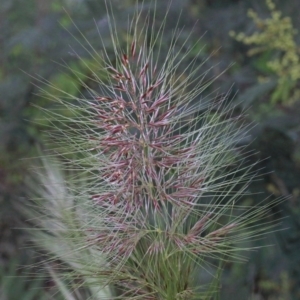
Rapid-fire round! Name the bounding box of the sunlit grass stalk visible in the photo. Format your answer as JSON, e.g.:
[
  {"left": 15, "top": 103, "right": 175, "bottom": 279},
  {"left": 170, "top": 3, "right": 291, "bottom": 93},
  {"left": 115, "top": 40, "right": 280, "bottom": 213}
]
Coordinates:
[{"left": 25, "top": 1, "right": 281, "bottom": 299}]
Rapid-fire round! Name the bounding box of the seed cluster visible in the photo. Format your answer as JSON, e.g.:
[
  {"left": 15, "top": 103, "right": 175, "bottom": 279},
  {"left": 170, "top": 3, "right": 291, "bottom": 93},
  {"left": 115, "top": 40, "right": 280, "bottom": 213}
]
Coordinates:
[{"left": 90, "top": 41, "right": 205, "bottom": 215}]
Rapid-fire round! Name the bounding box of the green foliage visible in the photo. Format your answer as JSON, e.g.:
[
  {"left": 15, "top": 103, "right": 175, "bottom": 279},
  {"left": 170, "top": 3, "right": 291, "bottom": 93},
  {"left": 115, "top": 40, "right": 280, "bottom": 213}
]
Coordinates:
[
  {"left": 256, "top": 271, "right": 291, "bottom": 300},
  {"left": 39, "top": 58, "right": 106, "bottom": 100},
  {"left": 0, "top": 259, "right": 47, "bottom": 300},
  {"left": 230, "top": 0, "right": 300, "bottom": 105}
]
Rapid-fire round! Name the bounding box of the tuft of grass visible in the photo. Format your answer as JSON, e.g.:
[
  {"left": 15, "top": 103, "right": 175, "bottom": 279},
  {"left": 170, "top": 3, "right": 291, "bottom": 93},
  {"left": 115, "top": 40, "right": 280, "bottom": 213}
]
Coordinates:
[{"left": 24, "top": 1, "right": 282, "bottom": 299}]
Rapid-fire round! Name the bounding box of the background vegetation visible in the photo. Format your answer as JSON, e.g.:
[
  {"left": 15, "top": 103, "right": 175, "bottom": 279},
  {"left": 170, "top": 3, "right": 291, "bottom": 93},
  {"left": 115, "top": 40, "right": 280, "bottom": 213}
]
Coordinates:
[{"left": 1, "top": 0, "right": 300, "bottom": 299}]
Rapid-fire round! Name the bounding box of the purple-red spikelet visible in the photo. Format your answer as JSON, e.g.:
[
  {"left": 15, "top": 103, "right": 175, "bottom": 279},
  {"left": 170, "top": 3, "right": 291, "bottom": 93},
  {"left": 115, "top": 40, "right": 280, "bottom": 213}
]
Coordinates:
[{"left": 89, "top": 42, "right": 206, "bottom": 214}]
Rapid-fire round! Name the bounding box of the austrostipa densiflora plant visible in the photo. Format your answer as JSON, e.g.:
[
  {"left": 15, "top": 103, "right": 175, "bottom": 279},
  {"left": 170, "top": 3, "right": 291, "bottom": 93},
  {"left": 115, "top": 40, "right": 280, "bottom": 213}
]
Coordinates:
[{"left": 24, "top": 1, "right": 282, "bottom": 299}]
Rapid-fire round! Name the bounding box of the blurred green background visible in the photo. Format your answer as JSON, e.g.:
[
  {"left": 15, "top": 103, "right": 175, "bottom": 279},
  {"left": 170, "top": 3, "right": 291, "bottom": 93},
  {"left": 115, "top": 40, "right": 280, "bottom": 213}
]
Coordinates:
[{"left": 1, "top": 0, "right": 300, "bottom": 299}]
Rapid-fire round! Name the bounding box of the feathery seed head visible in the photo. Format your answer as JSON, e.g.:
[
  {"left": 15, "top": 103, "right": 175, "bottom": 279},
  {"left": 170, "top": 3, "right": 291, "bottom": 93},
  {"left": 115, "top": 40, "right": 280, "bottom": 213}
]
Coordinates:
[{"left": 26, "top": 1, "right": 282, "bottom": 299}]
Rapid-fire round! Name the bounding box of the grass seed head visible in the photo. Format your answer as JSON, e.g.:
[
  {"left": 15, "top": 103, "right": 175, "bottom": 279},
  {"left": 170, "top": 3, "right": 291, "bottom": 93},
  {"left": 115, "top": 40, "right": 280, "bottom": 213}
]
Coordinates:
[{"left": 26, "top": 1, "right": 282, "bottom": 299}]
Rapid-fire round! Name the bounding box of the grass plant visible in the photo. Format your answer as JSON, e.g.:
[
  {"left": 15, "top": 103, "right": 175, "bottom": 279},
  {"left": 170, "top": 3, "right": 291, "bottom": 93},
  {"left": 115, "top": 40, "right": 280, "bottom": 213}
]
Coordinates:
[{"left": 24, "top": 1, "right": 281, "bottom": 299}]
